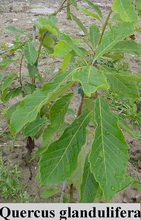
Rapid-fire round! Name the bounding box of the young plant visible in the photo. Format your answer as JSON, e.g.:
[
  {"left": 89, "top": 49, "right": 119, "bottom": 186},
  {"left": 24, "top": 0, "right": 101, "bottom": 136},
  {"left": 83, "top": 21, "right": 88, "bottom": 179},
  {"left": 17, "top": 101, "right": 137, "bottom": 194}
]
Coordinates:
[{"left": 1, "top": 0, "right": 141, "bottom": 202}]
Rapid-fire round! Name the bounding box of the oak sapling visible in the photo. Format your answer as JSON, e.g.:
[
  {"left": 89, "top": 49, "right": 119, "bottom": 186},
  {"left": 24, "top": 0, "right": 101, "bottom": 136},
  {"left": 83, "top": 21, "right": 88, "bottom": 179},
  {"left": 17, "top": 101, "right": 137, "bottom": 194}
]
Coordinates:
[{"left": 1, "top": 0, "right": 141, "bottom": 202}]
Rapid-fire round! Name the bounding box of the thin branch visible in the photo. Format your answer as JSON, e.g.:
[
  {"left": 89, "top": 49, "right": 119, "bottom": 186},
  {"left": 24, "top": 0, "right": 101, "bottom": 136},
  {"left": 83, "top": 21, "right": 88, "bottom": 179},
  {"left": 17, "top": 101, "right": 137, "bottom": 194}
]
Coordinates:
[
  {"left": 36, "top": 32, "right": 48, "bottom": 65},
  {"left": 98, "top": 8, "right": 112, "bottom": 45},
  {"left": 53, "top": 0, "right": 80, "bottom": 15},
  {"left": 19, "top": 54, "right": 24, "bottom": 88},
  {"left": 69, "top": 184, "right": 74, "bottom": 202},
  {"left": 31, "top": 31, "right": 48, "bottom": 84},
  {"left": 53, "top": 0, "right": 67, "bottom": 15},
  {"left": 92, "top": 8, "right": 112, "bottom": 65},
  {"left": 77, "top": 95, "right": 84, "bottom": 117}
]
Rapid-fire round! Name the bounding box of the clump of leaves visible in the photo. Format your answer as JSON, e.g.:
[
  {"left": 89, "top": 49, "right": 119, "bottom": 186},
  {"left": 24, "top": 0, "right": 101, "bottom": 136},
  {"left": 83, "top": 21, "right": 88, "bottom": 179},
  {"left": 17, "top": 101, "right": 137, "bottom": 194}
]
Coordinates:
[
  {"left": 1, "top": 0, "right": 141, "bottom": 202},
  {"left": 0, "top": 159, "right": 30, "bottom": 202}
]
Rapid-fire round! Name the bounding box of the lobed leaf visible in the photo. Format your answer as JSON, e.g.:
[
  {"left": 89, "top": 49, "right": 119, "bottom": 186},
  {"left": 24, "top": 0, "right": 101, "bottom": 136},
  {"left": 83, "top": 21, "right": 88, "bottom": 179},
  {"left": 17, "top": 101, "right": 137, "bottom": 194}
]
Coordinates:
[
  {"left": 89, "top": 97, "right": 131, "bottom": 200},
  {"left": 72, "top": 66, "right": 108, "bottom": 97}
]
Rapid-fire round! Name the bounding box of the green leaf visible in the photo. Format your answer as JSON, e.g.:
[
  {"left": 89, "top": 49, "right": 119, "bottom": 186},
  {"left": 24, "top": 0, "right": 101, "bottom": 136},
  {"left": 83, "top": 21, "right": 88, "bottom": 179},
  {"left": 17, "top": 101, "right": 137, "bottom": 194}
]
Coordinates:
[
  {"left": 2, "top": 87, "right": 21, "bottom": 102},
  {"left": 85, "top": 0, "right": 103, "bottom": 18},
  {"left": 112, "top": 0, "right": 138, "bottom": 23},
  {"left": 42, "top": 33, "right": 57, "bottom": 52},
  {"left": 54, "top": 41, "right": 72, "bottom": 57},
  {"left": 112, "top": 40, "right": 141, "bottom": 56},
  {"left": 69, "top": 146, "right": 87, "bottom": 192},
  {"left": 0, "top": 59, "right": 13, "bottom": 69},
  {"left": 89, "top": 97, "right": 131, "bottom": 200},
  {"left": 61, "top": 52, "right": 73, "bottom": 72},
  {"left": 0, "top": 73, "right": 5, "bottom": 81},
  {"left": 89, "top": 24, "right": 100, "bottom": 49},
  {"left": 23, "top": 116, "right": 47, "bottom": 138},
  {"left": 43, "top": 93, "right": 73, "bottom": 146},
  {"left": 6, "top": 103, "right": 19, "bottom": 123},
  {"left": 80, "top": 156, "right": 102, "bottom": 202},
  {"left": 70, "top": 13, "right": 87, "bottom": 35},
  {"left": 72, "top": 66, "right": 108, "bottom": 97},
  {"left": 83, "top": 98, "right": 95, "bottom": 123},
  {"left": 27, "top": 64, "right": 42, "bottom": 81},
  {"left": 41, "top": 188, "right": 60, "bottom": 199},
  {"left": 106, "top": 71, "right": 140, "bottom": 100},
  {"left": 10, "top": 72, "right": 74, "bottom": 134},
  {"left": 1, "top": 73, "right": 17, "bottom": 92},
  {"left": 24, "top": 42, "right": 38, "bottom": 65},
  {"left": 39, "top": 112, "right": 91, "bottom": 185},
  {"left": 22, "top": 83, "right": 36, "bottom": 95},
  {"left": 136, "top": 0, "right": 141, "bottom": 11},
  {"left": 6, "top": 26, "right": 27, "bottom": 36},
  {"left": 80, "top": 8, "right": 101, "bottom": 21},
  {"left": 119, "top": 118, "right": 141, "bottom": 140},
  {"left": 35, "top": 16, "right": 59, "bottom": 36},
  {"left": 60, "top": 34, "right": 85, "bottom": 57},
  {"left": 94, "top": 23, "right": 135, "bottom": 61}
]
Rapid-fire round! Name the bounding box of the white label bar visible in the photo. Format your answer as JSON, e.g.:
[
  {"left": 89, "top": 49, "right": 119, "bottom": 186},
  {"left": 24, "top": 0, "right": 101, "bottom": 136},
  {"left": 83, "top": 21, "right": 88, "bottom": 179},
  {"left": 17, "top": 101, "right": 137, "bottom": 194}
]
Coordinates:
[{"left": 0, "top": 203, "right": 140, "bottom": 220}]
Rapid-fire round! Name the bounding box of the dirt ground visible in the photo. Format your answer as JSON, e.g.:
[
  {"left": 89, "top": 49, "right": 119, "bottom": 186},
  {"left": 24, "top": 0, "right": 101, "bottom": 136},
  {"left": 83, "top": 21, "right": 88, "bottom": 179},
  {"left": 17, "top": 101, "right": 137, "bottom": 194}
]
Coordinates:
[{"left": 0, "top": 0, "right": 141, "bottom": 203}]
